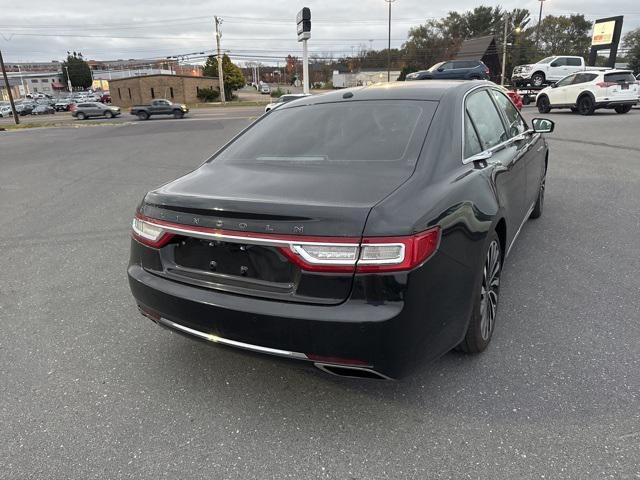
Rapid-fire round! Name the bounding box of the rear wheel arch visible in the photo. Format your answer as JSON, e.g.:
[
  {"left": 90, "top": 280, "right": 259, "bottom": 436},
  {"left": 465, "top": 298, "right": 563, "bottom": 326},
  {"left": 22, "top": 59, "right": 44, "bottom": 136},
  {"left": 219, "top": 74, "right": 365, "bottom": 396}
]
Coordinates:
[{"left": 577, "top": 91, "right": 595, "bottom": 103}]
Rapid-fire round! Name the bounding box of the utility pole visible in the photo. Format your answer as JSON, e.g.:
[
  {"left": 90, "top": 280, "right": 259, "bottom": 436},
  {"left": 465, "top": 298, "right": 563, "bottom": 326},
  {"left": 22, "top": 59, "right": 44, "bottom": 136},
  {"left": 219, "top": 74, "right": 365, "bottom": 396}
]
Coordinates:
[
  {"left": 0, "top": 49, "right": 19, "bottom": 125},
  {"left": 501, "top": 14, "right": 509, "bottom": 86},
  {"left": 385, "top": 0, "right": 396, "bottom": 82},
  {"left": 214, "top": 16, "right": 226, "bottom": 104},
  {"left": 536, "top": 0, "right": 546, "bottom": 51}
]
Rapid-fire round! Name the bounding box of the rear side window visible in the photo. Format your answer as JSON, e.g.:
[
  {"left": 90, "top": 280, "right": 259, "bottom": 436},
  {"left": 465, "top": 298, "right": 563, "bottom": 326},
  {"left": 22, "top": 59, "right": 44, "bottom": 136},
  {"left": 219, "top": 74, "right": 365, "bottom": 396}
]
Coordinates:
[
  {"left": 566, "top": 58, "right": 582, "bottom": 66},
  {"left": 465, "top": 91, "right": 508, "bottom": 152},
  {"left": 215, "top": 100, "right": 436, "bottom": 165},
  {"left": 573, "top": 73, "right": 598, "bottom": 84},
  {"left": 455, "top": 61, "right": 478, "bottom": 69},
  {"left": 604, "top": 72, "right": 636, "bottom": 83},
  {"left": 490, "top": 90, "right": 527, "bottom": 137}
]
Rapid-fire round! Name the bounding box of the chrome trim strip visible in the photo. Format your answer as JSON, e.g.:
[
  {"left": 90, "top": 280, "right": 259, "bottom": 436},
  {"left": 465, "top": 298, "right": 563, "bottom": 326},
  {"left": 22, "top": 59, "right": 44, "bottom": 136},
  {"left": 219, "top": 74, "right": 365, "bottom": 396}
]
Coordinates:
[
  {"left": 156, "top": 317, "right": 309, "bottom": 360},
  {"left": 506, "top": 201, "right": 536, "bottom": 258},
  {"left": 143, "top": 219, "right": 359, "bottom": 249}
]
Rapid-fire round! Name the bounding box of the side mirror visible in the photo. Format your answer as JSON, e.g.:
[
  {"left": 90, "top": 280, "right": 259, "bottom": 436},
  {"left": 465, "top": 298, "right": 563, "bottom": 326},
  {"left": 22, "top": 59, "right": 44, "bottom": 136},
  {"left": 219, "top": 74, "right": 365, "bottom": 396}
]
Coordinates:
[
  {"left": 551, "top": 82, "right": 558, "bottom": 88},
  {"left": 532, "top": 118, "right": 554, "bottom": 133},
  {"left": 437, "top": 67, "right": 444, "bottom": 72}
]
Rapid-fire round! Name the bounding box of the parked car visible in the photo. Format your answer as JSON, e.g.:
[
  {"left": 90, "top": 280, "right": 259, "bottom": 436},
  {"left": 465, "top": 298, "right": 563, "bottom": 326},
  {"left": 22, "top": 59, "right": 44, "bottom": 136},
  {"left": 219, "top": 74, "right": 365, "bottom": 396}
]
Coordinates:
[
  {"left": 500, "top": 87, "right": 523, "bottom": 110},
  {"left": 99, "top": 92, "right": 111, "bottom": 104},
  {"left": 511, "top": 55, "right": 609, "bottom": 88},
  {"left": 15, "top": 103, "right": 34, "bottom": 116},
  {"left": 130, "top": 99, "right": 188, "bottom": 120},
  {"left": 32, "top": 104, "right": 55, "bottom": 115},
  {"left": 260, "top": 84, "right": 271, "bottom": 94},
  {"left": 128, "top": 81, "right": 554, "bottom": 379},
  {"left": 405, "top": 60, "right": 490, "bottom": 81},
  {"left": 265, "top": 93, "right": 311, "bottom": 112},
  {"left": 54, "top": 99, "right": 73, "bottom": 111},
  {"left": 72, "top": 102, "right": 121, "bottom": 120},
  {"left": 0, "top": 105, "right": 13, "bottom": 117},
  {"left": 536, "top": 70, "right": 638, "bottom": 115}
]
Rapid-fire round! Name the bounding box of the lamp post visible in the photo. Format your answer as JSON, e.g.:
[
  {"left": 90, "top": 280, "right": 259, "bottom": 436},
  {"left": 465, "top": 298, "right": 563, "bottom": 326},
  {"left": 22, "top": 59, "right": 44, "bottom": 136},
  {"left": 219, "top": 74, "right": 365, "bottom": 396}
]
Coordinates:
[
  {"left": 384, "top": 0, "right": 396, "bottom": 82},
  {"left": 501, "top": 15, "right": 522, "bottom": 86},
  {"left": 64, "top": 65, "right": 73, "bottom": 93},
  {"left": 536, "top": 0, "right": 547, "bottom": 50}
]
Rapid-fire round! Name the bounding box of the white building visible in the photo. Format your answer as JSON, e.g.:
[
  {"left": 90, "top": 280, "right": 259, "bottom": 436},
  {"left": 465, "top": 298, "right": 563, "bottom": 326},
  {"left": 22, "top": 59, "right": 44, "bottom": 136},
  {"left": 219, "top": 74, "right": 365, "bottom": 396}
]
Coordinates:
[
  {"left": 6, "top": 71, "right": 65, "bottom": 96},
  {"left": 332, "top": 69, "right": 402, "bottom": 88}
]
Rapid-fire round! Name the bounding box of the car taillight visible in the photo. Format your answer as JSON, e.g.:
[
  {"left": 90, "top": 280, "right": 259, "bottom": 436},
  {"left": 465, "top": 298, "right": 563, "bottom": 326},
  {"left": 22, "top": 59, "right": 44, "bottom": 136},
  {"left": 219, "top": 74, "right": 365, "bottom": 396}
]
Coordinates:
[
  {"left": 132, "top": 216, "right": 174, "bottom": 248},
  {"left": 279, "top": 227, "right": 440, "bottom": 273},
  {"left": 131, "top": 214, "right": 440, "bottom": 273},
  {"left": 596, "top": 81, "right": 616, "bottom": 88}
]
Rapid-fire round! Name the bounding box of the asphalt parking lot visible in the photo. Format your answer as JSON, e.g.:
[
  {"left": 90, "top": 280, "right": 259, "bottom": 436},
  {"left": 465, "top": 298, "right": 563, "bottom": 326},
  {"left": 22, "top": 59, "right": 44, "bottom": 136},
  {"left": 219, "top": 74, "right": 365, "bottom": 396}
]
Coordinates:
[{"left": 1, "top": 106, "right": 639, "bottom": 479}]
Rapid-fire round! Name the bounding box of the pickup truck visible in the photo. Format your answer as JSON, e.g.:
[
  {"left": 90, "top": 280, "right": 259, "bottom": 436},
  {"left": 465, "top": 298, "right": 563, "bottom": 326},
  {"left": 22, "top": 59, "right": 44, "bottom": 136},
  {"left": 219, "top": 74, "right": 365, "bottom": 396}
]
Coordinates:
[
  {"left": 130, "top": 99, "right": 189, "bottom": 120},
  {"left": 511, "top": 56, "right": 607, "bottom": 88}
]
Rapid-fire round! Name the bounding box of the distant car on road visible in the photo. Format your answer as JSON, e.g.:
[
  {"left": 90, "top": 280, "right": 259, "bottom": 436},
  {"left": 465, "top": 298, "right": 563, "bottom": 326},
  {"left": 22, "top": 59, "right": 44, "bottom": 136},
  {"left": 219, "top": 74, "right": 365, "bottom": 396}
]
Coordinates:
[
  {"left": 265, "top": 93, "right": 311, "bottom": 112},
  {"left": 15, "top": 103, "right": 34, "bottom": 116},
  {"left": 130, "top": 99, "right": 189, "bottom": 120},
  {"left": 260, "top": 84, "right": 271, "bottom": 94},
  {"left": 32, "top": 104, "right": 56, "bottom": 115},
  {"left": 72, "top": 102, "right": 121, "bottom": 120},
  {"left": 405, "top": 60, "right": 490, "bottom": 81},
  {"left": 536, "top": 70, "right": 638, "bottom": 115}
]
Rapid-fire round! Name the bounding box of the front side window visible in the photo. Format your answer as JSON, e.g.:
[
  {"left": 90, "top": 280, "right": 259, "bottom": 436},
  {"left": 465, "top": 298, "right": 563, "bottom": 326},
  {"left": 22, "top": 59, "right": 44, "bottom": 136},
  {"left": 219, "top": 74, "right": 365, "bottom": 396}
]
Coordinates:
[
  {"left": 215, "top": 100, "right": 435, "bottom": 165},
  {"left": 440, "top": 62, "right": 454, "bottom": 70},
  {"left": 550, "top": 58, "right": 568, "bottom": 67},
  {"left": 490, "top": 90, "right": 527, "bottom": 137},
  {"left": 465, "top": 90, "right": 508, "bottom": 151},
  {"left": 464, "top": 112, "right": 483, "bottom": 158}
]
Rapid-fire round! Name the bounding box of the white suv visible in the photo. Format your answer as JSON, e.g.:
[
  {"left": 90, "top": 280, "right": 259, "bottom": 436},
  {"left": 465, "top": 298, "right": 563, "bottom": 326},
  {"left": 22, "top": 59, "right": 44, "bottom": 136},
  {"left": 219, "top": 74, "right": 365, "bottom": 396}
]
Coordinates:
[{"left": 536, "top": 70, "right": 638, "bottom": 115}]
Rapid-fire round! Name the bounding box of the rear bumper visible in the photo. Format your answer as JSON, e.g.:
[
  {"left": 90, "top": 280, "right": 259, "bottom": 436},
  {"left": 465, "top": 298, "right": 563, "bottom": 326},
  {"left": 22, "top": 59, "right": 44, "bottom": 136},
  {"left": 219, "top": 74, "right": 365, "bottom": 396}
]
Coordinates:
[
  {"left": 127, "top": 241, "right": 475, "bottom": 378},
  {"left": 595, "top": 99, "right": 638, "bottom": 108}
]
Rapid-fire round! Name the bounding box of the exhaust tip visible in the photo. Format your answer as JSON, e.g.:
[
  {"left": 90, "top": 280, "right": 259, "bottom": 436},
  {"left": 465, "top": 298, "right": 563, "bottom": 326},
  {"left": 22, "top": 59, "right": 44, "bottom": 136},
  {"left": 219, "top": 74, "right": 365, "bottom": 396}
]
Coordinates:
[{"left": 314, "top": 363, "right": 392, "bottom": 380}]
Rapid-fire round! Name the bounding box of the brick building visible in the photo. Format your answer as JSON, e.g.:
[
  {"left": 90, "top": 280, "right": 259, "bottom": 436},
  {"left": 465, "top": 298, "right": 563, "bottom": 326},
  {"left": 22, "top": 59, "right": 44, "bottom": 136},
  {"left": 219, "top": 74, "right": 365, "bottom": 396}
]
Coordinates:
[{"left": 109, "top": 74, "right": 219, "bottom": 107}]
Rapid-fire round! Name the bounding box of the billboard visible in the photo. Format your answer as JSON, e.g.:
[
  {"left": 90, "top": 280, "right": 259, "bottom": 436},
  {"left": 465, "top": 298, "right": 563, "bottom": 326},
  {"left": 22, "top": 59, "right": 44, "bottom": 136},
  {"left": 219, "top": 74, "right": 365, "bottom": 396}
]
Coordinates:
[{"left": 592, "top": 20, "right": 616, "bottom": 46}]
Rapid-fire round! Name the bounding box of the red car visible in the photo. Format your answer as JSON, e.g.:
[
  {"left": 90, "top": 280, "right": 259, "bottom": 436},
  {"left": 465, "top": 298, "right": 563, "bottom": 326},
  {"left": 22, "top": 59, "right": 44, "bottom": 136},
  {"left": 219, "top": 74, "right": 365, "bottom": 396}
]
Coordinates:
[{"left": 505, "top": 89, "right": 523, "bottom": 110}]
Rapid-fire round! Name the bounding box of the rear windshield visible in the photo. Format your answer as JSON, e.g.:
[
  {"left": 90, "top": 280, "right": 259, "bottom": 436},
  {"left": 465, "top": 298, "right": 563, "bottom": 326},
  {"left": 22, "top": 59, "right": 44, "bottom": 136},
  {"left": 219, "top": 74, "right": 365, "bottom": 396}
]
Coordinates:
[
  {"left": 215, "top": 100, "right": 436, "bottom": 165},
  {"left": 604, "top": 72, "right": 636, "bottom": 83}
]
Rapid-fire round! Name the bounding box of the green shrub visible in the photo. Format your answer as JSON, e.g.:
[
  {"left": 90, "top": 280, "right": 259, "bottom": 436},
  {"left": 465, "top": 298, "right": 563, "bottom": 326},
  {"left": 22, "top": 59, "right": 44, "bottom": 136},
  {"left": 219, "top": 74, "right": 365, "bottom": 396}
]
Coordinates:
[
  {"left": 197, "top": 87, "right": 220, "bottom": 102},
  {"left": 270, "top": 87, "right": 285, "bottom": 98}
]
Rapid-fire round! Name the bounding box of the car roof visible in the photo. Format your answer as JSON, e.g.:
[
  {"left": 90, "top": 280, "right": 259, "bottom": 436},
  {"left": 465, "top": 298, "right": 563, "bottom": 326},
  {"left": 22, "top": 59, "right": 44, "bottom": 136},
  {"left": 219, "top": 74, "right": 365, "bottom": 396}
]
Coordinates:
[
  {"left": 282, "top": 80, "right": 485, "bottom": 107},
  {"left": 583, "top": 69, "right": 633, "bottom": 74}
]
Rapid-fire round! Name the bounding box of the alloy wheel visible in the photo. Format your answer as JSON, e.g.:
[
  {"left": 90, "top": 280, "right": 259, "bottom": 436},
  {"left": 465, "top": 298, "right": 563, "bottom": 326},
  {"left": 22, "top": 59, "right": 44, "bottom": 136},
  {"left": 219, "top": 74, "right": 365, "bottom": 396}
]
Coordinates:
[{"left": 480, "top": 240, "right": 501, "bottom": 341}]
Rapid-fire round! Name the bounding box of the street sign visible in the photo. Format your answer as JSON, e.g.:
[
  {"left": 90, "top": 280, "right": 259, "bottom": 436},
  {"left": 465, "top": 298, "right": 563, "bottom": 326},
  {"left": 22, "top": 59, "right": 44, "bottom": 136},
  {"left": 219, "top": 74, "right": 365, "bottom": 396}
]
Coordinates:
[{"left": 296, "top": 7, "right": 311, "bottom": 42}]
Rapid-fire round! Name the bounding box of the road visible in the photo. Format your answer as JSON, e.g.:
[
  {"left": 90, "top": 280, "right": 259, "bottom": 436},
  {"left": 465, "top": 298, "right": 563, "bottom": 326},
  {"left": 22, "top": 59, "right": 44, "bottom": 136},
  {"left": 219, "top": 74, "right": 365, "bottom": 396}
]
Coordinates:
[{"left": 1, "top": 106, "right": 639, "bottom": 479}]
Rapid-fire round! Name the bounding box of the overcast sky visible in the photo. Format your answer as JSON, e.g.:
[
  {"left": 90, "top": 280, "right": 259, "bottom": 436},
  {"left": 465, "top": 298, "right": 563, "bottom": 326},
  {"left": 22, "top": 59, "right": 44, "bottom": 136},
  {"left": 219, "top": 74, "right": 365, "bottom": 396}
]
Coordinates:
[{"left": 1, "top": 1, "right": 639, "bottom": 64}]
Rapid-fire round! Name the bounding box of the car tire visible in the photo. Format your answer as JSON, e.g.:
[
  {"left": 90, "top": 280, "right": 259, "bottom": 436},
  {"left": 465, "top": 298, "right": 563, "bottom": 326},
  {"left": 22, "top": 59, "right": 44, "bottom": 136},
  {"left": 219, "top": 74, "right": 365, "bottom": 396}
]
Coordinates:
[
  {"left": 537, "top": 96, "right": 551, "bottom": 114},
  {"left": 105, "top": 111, "right": 114, "bottom": 118},
  {"left": 614, "top": 105, "right": 632, "bottom": 114},
  {"left": 531, "top": 72, "right": 545, "bottom": 87},
  {"left": 457, "top": 231, "right": 502, "bottom": 353},
  {"left": 173, "top": 110, "right": 184, "bottom": 119},
  {"left": 577, "top": 95, "right": 595, "bottom": 116},
  {"left": 530, "top": 169, "right": 546, "bottom": 219},
  {"left": 76, "top": 112, "right": 86, "bottom": 120},
  {"left": 137, "top": 112, "right": 149, "bottom": 120}
]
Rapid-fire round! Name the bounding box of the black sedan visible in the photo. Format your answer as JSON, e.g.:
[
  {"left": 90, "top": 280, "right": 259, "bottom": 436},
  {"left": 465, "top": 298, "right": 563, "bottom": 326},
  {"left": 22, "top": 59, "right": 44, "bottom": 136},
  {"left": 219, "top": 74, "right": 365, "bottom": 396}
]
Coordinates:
[{"left": 128, "top": 81, "right": 554, "bottom": 379}]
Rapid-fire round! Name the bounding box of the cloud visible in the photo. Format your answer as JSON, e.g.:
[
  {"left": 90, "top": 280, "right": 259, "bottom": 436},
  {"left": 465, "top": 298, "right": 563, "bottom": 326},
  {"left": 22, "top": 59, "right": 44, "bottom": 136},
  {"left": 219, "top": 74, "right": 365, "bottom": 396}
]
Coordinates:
[{"left": 1, "top": 0, "right": 638, "bottom": 63}]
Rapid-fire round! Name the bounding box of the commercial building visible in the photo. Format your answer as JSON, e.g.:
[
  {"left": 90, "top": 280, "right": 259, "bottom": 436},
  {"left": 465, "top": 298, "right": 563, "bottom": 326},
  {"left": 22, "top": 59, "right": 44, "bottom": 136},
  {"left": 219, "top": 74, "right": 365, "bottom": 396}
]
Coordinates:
[
  {"left": 332, "top": 69, "right": 402, "bottom": 88},
  {"left": 109, "top": 74, "right": 219, "bottom": 107},
  {"left": 4, "top": 71, "right": 65, "bottom": 97}
]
